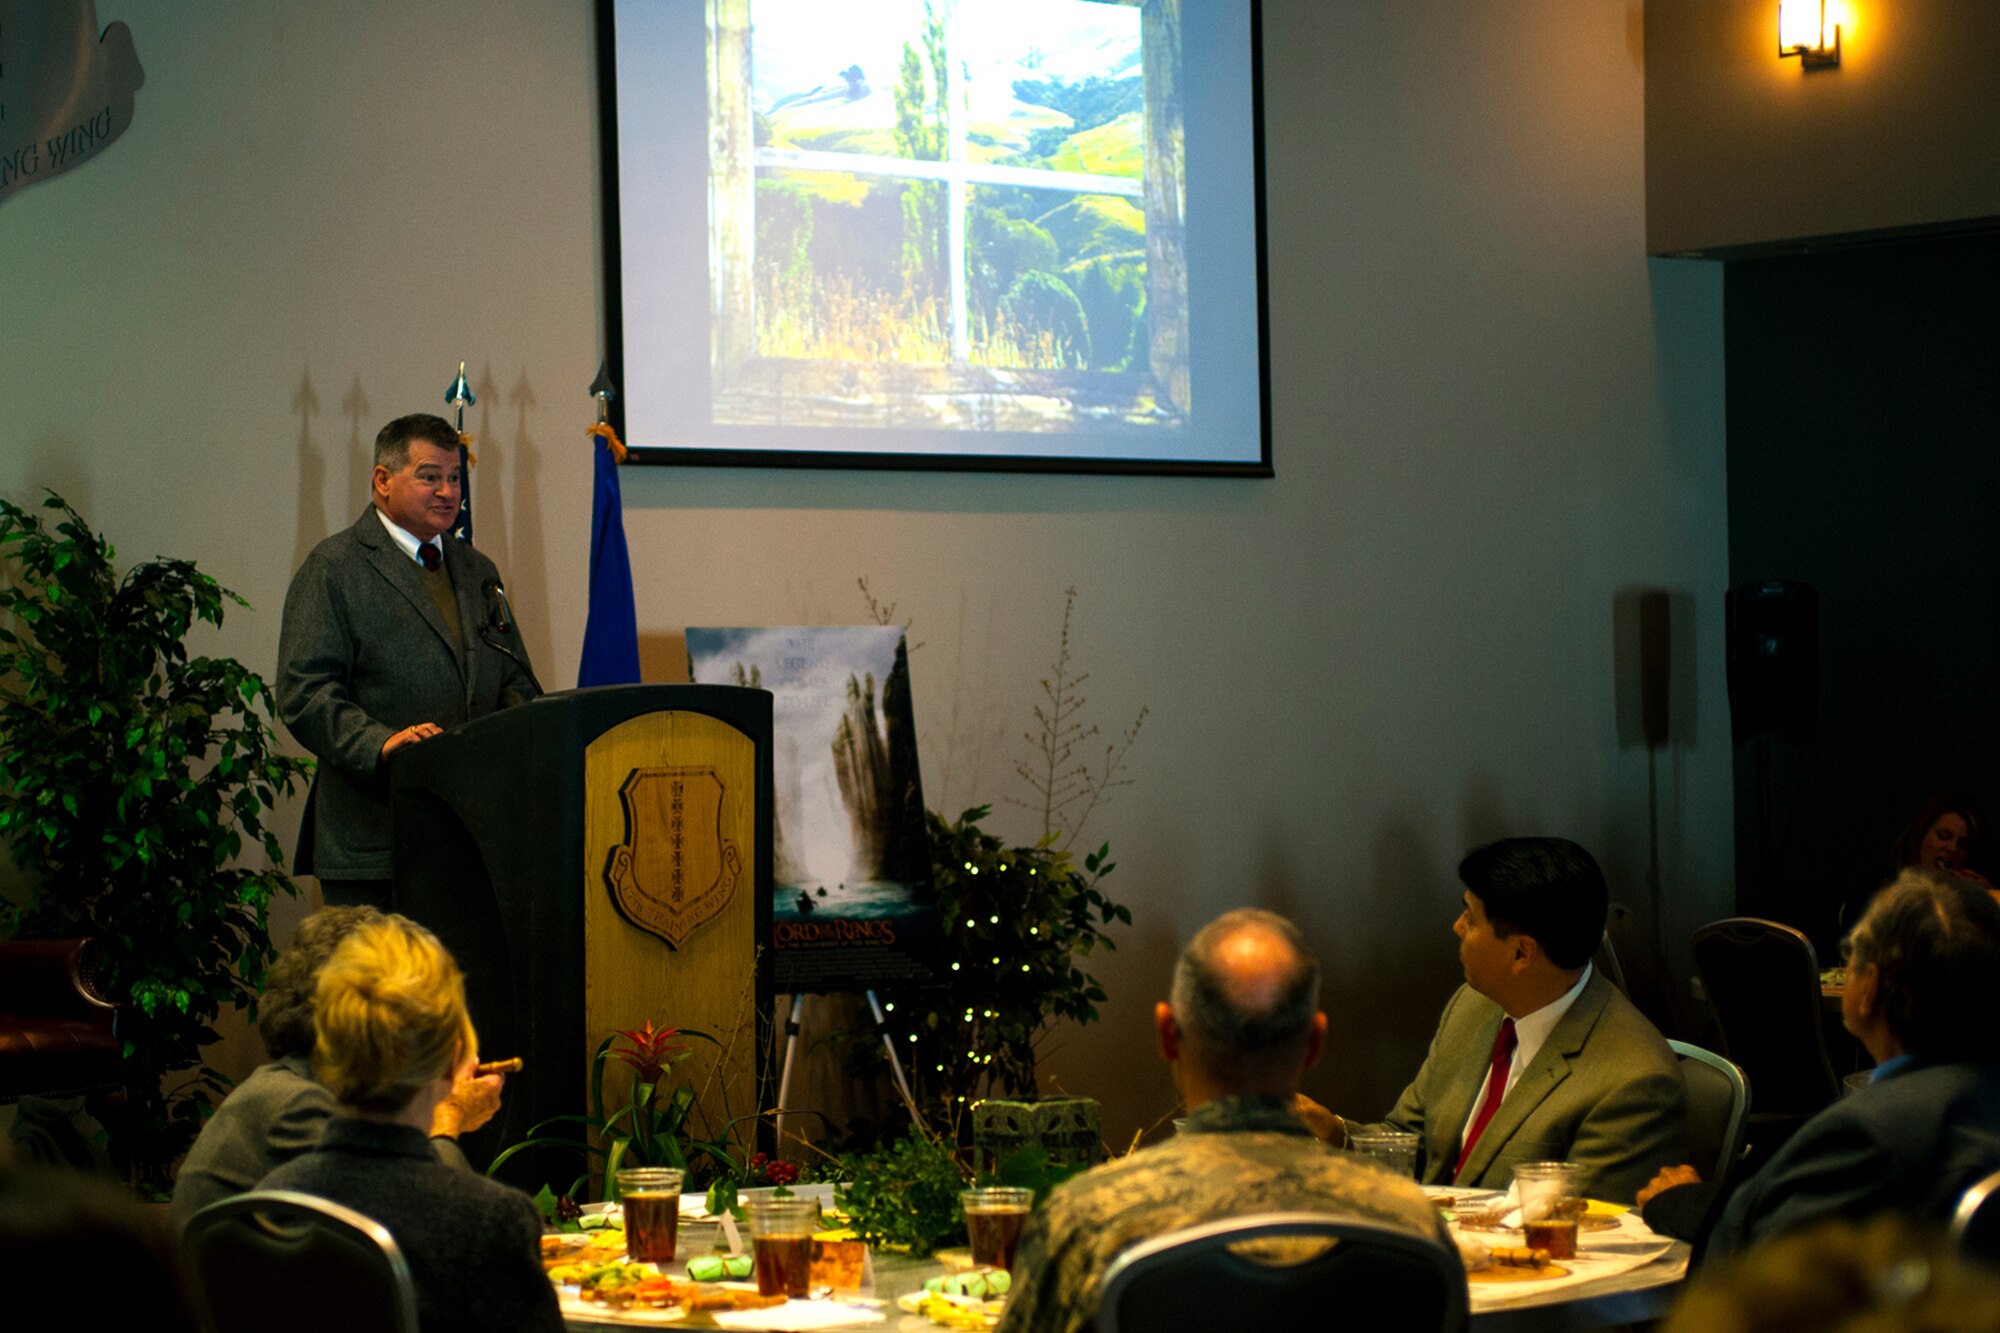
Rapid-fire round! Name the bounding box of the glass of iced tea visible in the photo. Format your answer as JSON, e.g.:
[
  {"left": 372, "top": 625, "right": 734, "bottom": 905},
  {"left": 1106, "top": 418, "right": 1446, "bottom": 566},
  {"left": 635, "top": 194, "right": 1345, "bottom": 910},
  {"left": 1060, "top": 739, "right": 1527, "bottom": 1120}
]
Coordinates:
[
  {"left": 1511, "top": 1161, "right": 1580, "bottom": 1261},
  {"left": 961, "top": 1187, "right": 1034, "bottom": 1273},
  {"left": 616, "top": 1167, "right": 685, "bottom": 1264},
  {"left": 744, "top": 1199, "right": 819, "bottom": 1299}
]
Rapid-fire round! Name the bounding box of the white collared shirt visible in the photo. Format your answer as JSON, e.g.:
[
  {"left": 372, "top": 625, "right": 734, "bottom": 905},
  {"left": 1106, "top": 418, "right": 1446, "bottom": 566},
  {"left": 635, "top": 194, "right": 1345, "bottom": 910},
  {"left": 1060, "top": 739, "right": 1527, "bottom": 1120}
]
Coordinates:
[
  {"left": 374, "top": 505, "right": 444, "bottom": 568},
  {"left": 1457, "top": 963, "right": 1593, "bottom": 1143}
]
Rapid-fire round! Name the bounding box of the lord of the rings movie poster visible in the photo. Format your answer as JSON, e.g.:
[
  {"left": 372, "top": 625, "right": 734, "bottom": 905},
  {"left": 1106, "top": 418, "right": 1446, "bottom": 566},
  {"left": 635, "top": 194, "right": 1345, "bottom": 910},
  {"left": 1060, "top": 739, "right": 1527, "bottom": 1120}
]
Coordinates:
[{"left": 687, "top": 626, "right": 941, "bottom": 991}]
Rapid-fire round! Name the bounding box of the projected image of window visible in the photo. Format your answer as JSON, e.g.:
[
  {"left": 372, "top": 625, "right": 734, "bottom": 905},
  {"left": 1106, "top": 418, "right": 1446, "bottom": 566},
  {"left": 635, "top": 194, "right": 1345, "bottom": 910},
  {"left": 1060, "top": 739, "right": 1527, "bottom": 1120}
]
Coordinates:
[
  {"left": 604, "top": 0, "right": 1268, "bottom": 473},
  {"left": 711, "top": 0, "right": 1185, "bottom": 433}
]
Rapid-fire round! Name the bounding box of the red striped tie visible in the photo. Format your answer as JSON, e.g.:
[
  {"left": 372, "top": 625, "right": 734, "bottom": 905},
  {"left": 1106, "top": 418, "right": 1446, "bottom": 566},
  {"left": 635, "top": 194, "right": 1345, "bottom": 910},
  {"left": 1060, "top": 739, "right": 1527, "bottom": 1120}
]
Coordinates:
[{"left": 1454, "top": 1018, "right": 1517, "bottom": 1182}]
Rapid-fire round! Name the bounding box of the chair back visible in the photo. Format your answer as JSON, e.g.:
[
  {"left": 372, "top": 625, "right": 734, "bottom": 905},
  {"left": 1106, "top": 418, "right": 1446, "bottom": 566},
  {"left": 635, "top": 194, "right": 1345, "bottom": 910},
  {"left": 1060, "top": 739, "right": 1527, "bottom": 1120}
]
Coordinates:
[
  {"left": 1691, "top": 917, "right": 1841, "bottom": 1117},
  {"left": 1592, "top": 905, "right": 1630, "bottom": 996},
  {"left": 1669, "top": 1040, "right": 1750, "bottom": 1185},
  {"left": 1952, "top": 1169, "right": 2000, "bottom": 1266},
  {"left": 183, "top": 1190, "right": 420, "bottom": 1333},
  {"left": 1097, "top": 1211, "right": 1468, "bottom": 1333}
]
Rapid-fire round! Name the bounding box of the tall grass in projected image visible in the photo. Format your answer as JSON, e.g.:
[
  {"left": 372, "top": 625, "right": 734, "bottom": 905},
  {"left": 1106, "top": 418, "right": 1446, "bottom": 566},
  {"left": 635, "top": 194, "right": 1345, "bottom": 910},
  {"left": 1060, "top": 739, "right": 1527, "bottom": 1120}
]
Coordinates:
[{"left": 710, "top": 0, "right": 1187, "bottom": 434}]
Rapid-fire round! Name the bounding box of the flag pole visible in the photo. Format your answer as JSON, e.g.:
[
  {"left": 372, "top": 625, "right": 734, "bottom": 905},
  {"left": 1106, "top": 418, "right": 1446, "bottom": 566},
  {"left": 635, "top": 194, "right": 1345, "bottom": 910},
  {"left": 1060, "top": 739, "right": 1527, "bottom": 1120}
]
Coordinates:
[{"left": 444, "top": 360, "right": 476, "bottom": 543}]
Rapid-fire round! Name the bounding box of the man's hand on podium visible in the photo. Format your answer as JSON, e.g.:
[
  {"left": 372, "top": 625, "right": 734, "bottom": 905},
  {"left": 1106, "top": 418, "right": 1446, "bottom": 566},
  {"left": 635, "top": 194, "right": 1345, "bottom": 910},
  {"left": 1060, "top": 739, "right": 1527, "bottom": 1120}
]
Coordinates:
[{"left": 382, "top": 721, "right": 445, "bottom": 760}]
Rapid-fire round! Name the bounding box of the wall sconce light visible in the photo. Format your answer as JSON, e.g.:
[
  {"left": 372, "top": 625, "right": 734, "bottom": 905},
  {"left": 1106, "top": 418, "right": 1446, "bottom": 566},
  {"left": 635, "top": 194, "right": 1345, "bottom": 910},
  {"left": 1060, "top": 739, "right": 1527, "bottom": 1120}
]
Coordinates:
[{"left": 1779, "top": 0, "right": 1841, "bottom": 69}]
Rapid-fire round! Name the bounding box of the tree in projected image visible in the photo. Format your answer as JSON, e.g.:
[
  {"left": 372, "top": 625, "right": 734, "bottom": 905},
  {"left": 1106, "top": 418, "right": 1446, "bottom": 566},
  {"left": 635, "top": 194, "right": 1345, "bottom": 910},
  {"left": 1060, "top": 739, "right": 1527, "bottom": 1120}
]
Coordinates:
[{"left": 893, "top": 0, "right": 948, "bottom": 307}]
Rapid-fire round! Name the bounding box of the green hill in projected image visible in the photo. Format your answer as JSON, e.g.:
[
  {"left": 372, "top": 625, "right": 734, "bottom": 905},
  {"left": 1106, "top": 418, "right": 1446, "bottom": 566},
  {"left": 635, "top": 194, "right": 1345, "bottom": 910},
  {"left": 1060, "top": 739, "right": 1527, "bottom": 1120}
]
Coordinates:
[
  {"left": 1038, "top": 195, "right": 1143, "bottom": 261},
  {"left": 763, "top": 69, "right": 1141, "bottom": 178}
]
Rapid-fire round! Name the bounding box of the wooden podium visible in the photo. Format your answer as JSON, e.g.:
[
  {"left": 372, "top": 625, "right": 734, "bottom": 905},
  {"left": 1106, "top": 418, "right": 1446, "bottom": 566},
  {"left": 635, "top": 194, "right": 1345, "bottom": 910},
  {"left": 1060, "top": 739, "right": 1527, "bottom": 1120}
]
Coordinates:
[{"left": 390, "top": 684, "right": 774, "bottom": 1187}]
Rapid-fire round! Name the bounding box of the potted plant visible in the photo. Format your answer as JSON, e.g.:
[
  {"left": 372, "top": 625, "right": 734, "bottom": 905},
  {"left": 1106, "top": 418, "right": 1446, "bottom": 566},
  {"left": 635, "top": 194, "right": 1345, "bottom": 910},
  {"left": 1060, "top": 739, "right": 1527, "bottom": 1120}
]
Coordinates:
[
  {"left": 489, "top": 1020, "right": 738, "bottom": 1202},
  {"left": 865, "top": 587, "right": 1142, "bottom": 1134},
  {"left": 0, "top": 492, "right": 310, "bottom": 1191}
]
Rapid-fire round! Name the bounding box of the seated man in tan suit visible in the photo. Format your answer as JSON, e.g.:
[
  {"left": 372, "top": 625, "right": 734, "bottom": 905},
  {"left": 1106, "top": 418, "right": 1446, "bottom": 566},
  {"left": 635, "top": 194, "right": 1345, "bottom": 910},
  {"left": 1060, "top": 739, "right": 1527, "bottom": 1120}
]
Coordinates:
[{"left": 1305, "top": 837, "right": 1686, "bottom": 1204}]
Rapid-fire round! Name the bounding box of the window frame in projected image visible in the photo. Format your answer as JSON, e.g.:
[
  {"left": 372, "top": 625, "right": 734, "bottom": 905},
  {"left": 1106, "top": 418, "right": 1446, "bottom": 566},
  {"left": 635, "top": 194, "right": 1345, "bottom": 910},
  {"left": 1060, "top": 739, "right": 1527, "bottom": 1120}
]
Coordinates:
[{"left": 596, "top": 0, "right": 1272, "bottom": 476}]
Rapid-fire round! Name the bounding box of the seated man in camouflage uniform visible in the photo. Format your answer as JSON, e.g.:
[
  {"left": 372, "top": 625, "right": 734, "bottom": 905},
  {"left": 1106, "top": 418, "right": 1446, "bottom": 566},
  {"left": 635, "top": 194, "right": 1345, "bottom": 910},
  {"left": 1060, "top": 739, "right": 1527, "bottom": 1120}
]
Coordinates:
[{"left": 995, "top": 909, "right": 1447, "bottom": 1333}]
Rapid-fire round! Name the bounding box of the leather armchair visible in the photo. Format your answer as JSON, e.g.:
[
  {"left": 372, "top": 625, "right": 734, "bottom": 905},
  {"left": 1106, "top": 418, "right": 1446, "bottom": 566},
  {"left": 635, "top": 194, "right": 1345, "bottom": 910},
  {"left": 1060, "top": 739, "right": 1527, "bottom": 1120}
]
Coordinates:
[{"left": 0, "top": 938, "right": 121, "bottom": 1103}]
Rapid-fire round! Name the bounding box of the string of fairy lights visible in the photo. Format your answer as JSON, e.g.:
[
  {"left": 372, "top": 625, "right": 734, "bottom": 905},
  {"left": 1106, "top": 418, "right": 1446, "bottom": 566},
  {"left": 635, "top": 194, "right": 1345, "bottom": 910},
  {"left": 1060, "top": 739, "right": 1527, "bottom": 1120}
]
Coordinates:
[{"left": 880, "top": 856, "right": 1049, "bottom": 1089}]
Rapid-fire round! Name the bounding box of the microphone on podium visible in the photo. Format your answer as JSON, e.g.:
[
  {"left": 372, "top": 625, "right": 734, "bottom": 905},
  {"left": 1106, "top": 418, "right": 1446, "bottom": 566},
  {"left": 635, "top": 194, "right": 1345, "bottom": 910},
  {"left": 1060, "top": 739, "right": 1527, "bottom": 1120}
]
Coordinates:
[{"left": 480, "top": 579, "right": 543, "bottom": 697}]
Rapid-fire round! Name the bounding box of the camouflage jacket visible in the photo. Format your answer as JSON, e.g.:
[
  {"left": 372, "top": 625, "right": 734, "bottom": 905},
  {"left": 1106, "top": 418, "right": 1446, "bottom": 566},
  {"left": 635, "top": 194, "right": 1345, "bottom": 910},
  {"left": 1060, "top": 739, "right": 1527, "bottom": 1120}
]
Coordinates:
[{"left": 993, "top": 1095, "right": 1448, "bottom": 1333}]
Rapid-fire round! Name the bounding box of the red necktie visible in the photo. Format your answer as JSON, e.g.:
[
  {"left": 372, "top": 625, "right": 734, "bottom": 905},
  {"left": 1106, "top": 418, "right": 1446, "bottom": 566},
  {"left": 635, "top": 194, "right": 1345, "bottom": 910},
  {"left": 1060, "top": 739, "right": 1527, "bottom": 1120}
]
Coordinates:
[
  {"left": 1454, "top": 1018, "right": 1517, "bottom": 1182},
  {"left": 418, "top": 543, "right": 442, "bottom": 572}
]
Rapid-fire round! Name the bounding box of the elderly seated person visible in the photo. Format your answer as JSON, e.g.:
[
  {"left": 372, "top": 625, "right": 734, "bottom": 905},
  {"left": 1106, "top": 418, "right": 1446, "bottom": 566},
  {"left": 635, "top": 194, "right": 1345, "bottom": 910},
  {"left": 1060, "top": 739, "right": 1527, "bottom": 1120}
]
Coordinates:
[
  {"left": 1642, "top": 869, "right": 2000, "bottom": 1256},
  {"left": 259, "top": 914, "right": 561, "bottom": 1333},
  {"left": 169, "top": 906, "right": 502, "bottom": 1231}
]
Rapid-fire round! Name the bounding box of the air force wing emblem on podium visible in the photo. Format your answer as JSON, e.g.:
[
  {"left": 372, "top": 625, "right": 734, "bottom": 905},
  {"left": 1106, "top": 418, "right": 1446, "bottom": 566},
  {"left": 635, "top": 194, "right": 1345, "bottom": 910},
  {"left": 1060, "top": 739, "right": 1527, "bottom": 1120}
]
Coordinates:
[{"left": 605, "top": 767, "right": 742, "bottom": 948}]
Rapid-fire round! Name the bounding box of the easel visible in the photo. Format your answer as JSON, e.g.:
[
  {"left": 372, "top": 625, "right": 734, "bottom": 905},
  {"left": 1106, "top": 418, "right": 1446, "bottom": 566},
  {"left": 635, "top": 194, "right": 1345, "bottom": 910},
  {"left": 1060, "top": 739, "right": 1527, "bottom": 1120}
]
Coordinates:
[{"left": 774, "top": 990, "right": 916, "bottom": 1150}]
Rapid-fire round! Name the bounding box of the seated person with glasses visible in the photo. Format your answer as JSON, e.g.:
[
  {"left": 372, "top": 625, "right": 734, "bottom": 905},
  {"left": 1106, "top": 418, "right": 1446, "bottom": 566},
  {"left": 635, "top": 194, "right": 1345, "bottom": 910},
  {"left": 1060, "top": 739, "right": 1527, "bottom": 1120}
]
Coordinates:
[
  {"left": 259, "top": 915, "right": 561, "bottom": 1333},
  {"left": 1642, "top": 869, "right": 2000, "bottom": 1257}
]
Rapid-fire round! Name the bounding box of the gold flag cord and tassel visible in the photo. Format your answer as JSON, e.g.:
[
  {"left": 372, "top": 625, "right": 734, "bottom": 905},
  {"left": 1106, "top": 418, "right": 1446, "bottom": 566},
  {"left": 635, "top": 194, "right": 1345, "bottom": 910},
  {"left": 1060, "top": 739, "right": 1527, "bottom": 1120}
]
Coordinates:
[{"left": 588, "top": 421, "right": 629, "bottom": 463}]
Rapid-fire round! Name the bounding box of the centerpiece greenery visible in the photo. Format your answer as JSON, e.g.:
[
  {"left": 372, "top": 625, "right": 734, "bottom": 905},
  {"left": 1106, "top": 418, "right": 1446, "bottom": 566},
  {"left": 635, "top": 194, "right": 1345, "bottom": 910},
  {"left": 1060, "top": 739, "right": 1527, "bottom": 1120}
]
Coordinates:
[{"left": 0, "top": 493, "right": 310, "bottom": 1190}]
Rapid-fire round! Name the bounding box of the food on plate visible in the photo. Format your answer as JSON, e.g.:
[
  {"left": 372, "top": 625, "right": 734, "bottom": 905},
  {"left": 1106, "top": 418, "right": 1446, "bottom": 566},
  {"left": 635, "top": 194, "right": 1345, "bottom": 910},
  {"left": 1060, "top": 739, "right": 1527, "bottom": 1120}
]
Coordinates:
[
  {"left": 904, "top": 1290, "right": 1006, "bottom": 1331},
  {"left": 547, "top": 1259, "right": 626, "bottom": 1285},
  {"left": 1490, "top": 1245, "right": 1553, "bottom": 1267},
  {"left": 682, "top": 1288, "right": 787, "bottom": 1314},
  {"left": 593, "top": 1276, "right": 694, "bottom": 1311},
  {"left": 926, "top": 1269, "right": 1012, "bottom": 1299},
  {"left": 546, "top": 1259, "right": 655, "bottom": 1291},
  {"left": 1453, "top": 1208, "right": 1512, "bottom": 1232}
]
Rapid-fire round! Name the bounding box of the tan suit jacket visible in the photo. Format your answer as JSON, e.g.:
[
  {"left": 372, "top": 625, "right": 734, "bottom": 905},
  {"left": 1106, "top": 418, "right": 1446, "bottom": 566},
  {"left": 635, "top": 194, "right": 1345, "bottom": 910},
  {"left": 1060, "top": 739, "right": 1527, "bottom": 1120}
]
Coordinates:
[{"left": 1380, "top": 970, "right": 1687, "bottom": 1204}]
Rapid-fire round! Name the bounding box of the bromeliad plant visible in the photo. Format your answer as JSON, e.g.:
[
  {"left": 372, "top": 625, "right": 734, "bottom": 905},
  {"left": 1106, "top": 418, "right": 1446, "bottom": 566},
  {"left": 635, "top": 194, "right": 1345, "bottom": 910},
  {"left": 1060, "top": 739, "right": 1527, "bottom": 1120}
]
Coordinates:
[
  {"left": 0, "top": 492, "right": 310, "bottom": 1191},
  {"left": 490, "top": 1020, "right": 735, "bottom": 1201}
]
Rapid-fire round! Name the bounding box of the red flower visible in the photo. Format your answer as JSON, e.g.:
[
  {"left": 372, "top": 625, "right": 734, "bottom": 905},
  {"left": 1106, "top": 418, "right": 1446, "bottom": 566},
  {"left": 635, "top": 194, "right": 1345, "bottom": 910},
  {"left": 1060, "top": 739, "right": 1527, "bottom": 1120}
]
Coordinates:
[{"left": 610, "top": 1021, "right": 691, "bottom": 1084}]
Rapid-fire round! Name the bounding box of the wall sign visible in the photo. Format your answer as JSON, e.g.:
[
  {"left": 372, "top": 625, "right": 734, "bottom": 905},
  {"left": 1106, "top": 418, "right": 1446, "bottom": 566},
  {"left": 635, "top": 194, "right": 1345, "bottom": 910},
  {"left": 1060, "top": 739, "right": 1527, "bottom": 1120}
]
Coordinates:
[{"left": 1, "top": 0, "right": 143, "bottom": 206}]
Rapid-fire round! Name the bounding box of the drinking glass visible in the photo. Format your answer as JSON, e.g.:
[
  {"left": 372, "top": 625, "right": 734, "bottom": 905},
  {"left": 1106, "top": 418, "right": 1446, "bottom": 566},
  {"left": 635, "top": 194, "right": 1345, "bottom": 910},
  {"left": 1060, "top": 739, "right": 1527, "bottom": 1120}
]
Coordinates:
[
  {"left": 744, "top": 1198, "right": 819, "bottom": 1298},
  {"left": 1511, "top": 1161, "right": 1581, "bottom": 1260},
  {"left": 1346, "top": 1129, "right": 1420, "bottom": 1178},
  {"left": 960, "top": 1187, "right": 1034, "bottom": 1273},
  {"left": 616, "top": 1167, "right": 685, "bottom": 1264}
]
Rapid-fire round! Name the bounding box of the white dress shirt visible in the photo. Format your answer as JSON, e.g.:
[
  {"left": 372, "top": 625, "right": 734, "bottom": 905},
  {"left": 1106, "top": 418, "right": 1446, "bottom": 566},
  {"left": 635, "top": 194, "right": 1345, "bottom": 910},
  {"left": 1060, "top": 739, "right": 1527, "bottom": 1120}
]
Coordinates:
[
  {"left": 1456, "top": 963, "right": 1594, "bottom": 1146},
  {"left": 374, "top": 505, "right": 443, "bottom": 567}
]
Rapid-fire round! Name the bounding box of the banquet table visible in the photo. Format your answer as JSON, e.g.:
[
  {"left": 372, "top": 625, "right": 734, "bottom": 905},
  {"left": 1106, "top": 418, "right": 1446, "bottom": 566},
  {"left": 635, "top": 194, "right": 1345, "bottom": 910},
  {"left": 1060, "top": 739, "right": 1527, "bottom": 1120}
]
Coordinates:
[{"left": 557, "top": 1190, "right": 1690, "bottom": 1333}]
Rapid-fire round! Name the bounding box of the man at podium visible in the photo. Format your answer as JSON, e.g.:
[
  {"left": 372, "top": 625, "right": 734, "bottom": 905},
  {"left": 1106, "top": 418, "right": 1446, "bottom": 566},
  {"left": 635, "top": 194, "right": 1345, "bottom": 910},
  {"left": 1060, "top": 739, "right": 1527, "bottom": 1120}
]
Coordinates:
[{"left": 278, "top": 413, "right": 540, "bottom": 909}]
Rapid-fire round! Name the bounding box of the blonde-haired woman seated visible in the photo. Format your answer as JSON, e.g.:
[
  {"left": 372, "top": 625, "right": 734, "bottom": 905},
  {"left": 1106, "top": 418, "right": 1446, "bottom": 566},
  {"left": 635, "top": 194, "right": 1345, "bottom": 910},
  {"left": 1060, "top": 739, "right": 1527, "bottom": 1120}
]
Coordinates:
[{"left": 259, "top": 915, "right": 560, "bottom": 1333}]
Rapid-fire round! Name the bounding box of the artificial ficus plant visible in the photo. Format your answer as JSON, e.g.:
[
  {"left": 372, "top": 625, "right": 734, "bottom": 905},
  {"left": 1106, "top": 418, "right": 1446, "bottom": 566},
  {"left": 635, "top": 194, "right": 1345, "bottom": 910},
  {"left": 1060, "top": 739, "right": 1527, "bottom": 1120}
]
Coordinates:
[{"left": 0, "top": 492, "right": 310, "bottom": 1190}]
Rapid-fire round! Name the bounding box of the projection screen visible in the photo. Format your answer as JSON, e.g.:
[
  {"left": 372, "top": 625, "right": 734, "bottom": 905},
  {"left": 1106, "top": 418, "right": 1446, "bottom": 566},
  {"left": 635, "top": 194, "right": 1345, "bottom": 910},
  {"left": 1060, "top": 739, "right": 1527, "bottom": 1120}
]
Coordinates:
[{"left": 598, "top": 0, "right": 1270, "bottom": 474}]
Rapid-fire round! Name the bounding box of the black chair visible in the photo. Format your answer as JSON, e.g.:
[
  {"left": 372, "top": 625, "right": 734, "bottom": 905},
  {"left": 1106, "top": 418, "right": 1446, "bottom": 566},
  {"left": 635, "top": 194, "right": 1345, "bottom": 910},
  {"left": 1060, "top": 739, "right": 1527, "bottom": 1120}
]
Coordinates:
[
  {"left": 1096, "top": 1211, "right": 1469, "bottom": 1333},
  {"left": 1669, "top": 1039, "right": 1750, "bottom": 1187},
  {"left": 1952, "top": 1169, "right": 2000, "bottom": 1267},
  {"left": 1592, "top": 905, "right": 1631, "bottom": 996},
  {"left": 1691, "top": 918, "right": 1840, "bottom": 1148},
  {"left": 183, "top": 1190, "right": 420, "bottom": 1333}
]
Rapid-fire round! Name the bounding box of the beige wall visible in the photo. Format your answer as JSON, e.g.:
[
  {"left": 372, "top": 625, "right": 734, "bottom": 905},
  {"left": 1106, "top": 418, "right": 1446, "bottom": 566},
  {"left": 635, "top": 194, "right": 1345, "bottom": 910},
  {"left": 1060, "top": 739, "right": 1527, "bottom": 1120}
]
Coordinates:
[
  {"left": 1646, "top": 0, "right": 2000, "bottom": 255},
  {"left": 0, "top": 0, "right": 1731, "bottom": 1148}
]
